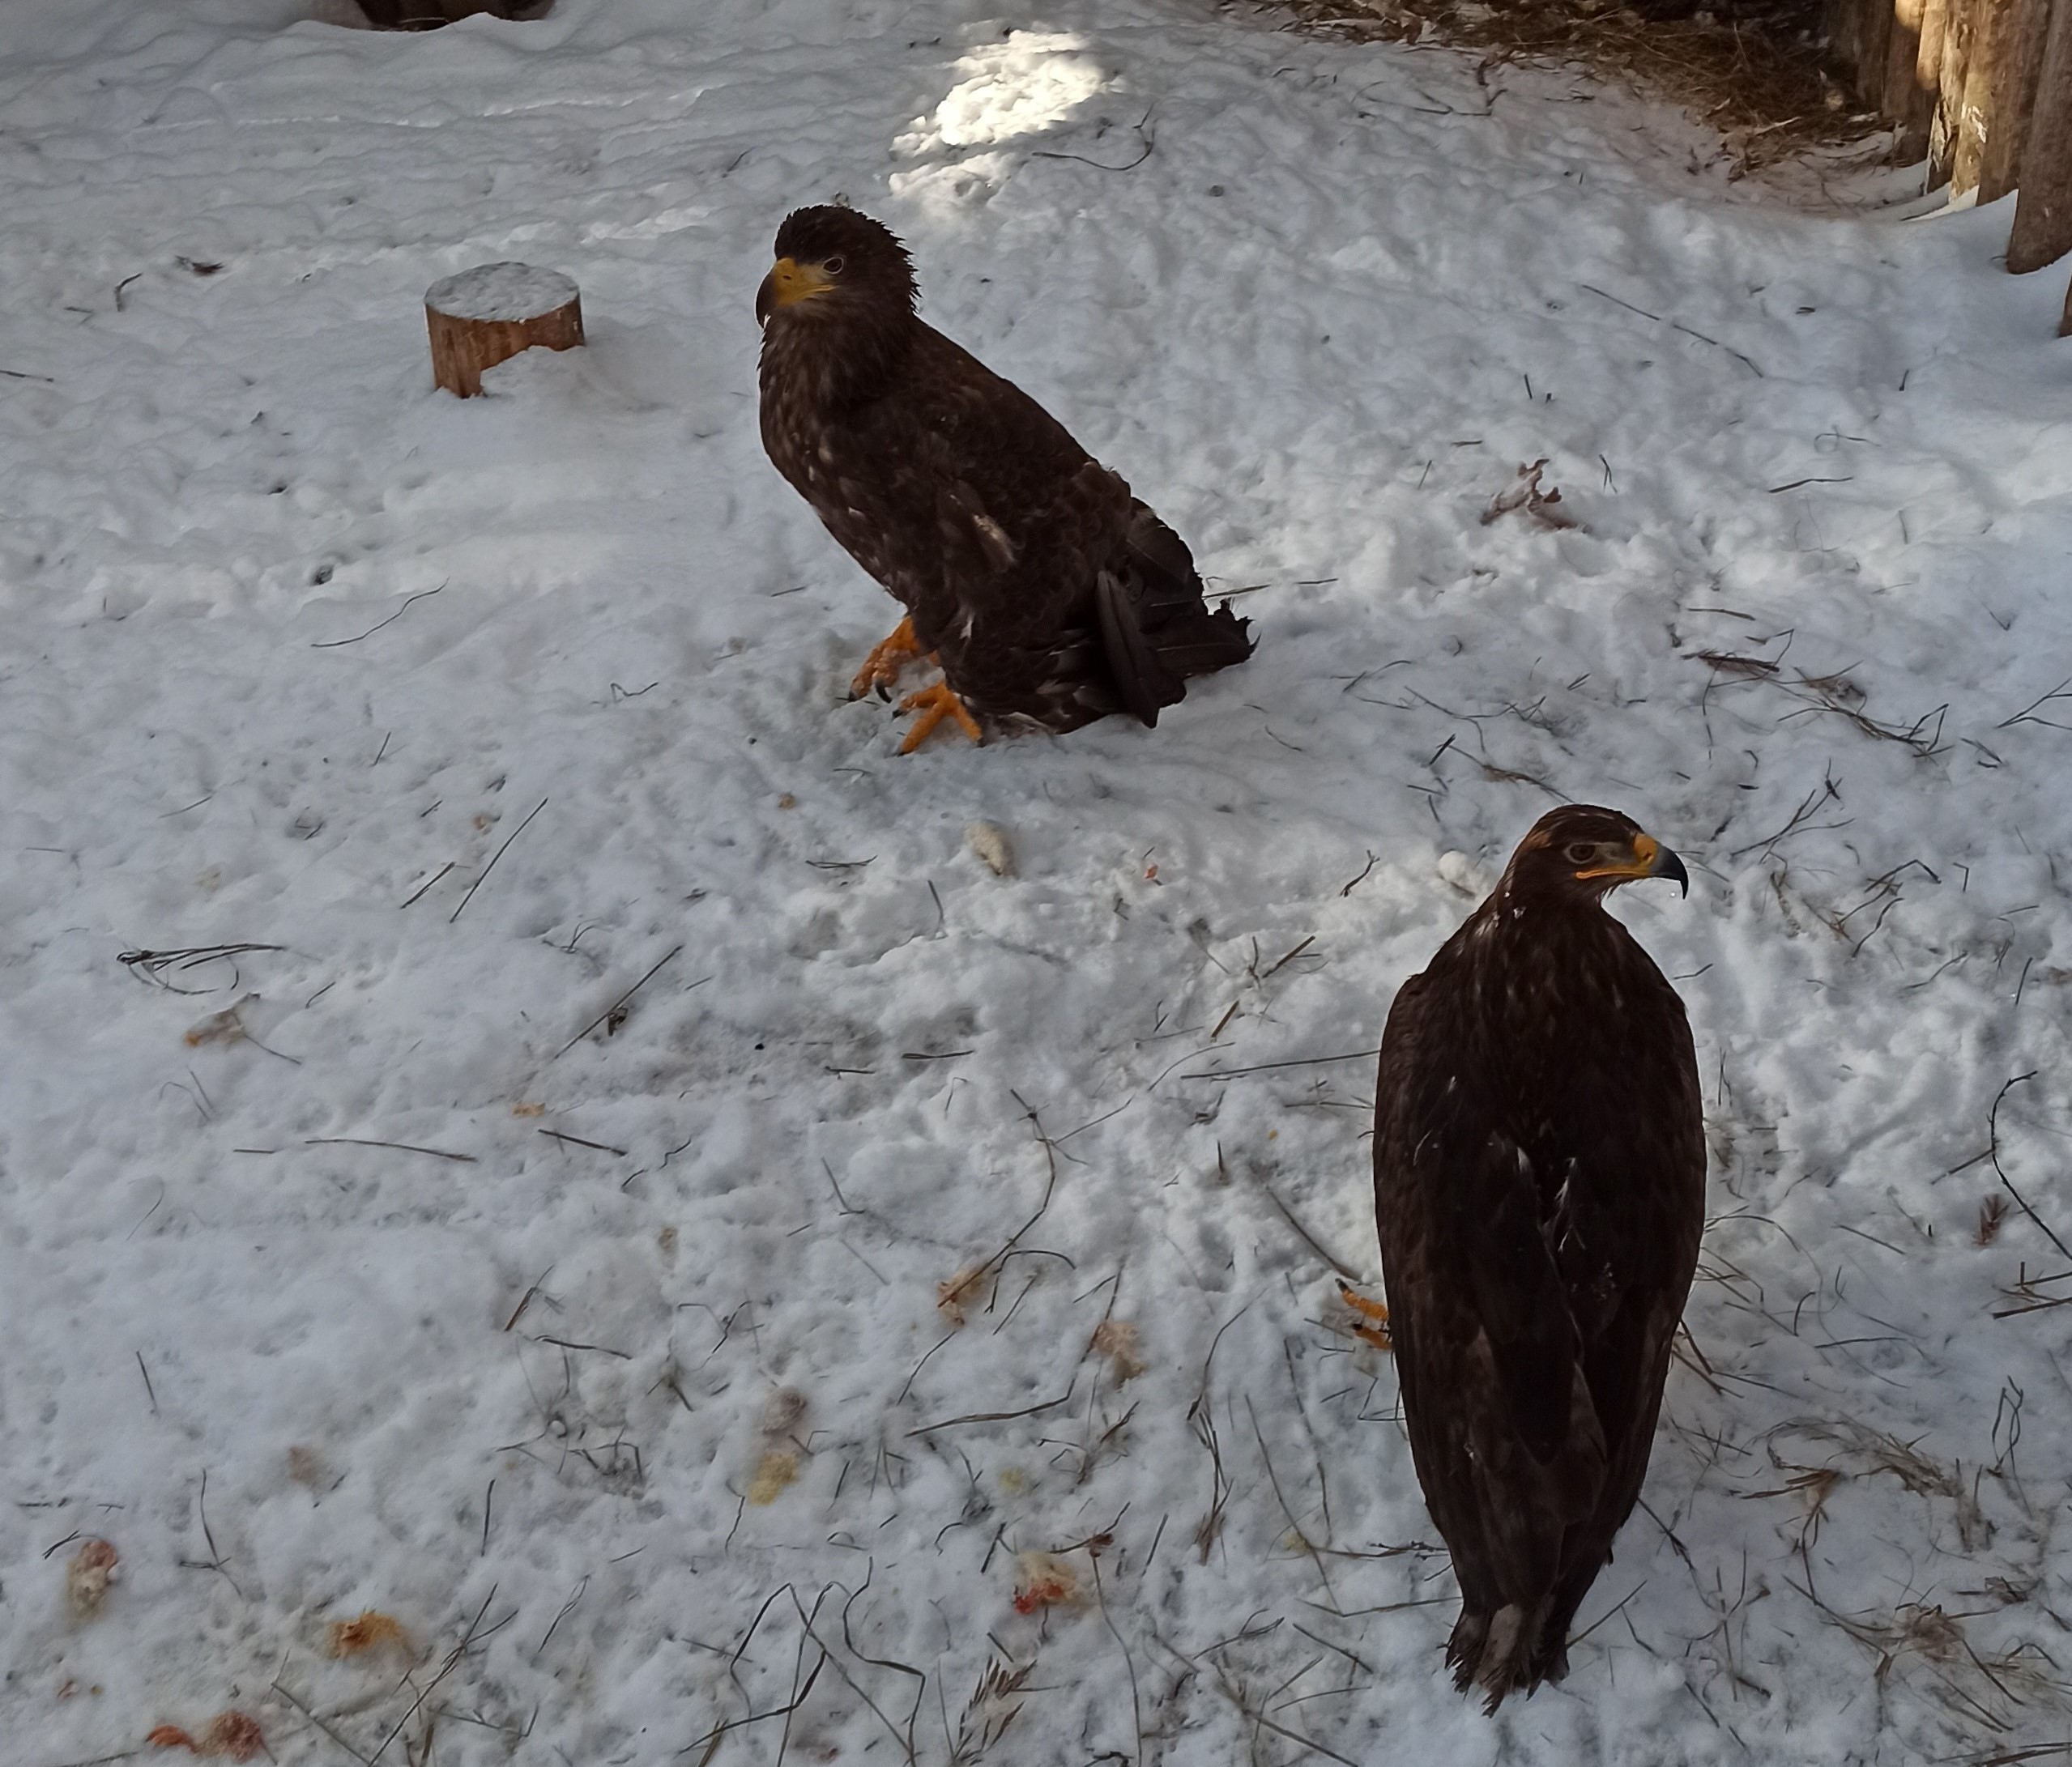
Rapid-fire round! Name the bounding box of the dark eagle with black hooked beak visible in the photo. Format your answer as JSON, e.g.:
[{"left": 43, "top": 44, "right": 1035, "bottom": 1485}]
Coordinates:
[
  {"left": 1371, "top": 804, "right": 1704, "bottom": 1709},
  {"left": 755, "top": 205, "right": 1254, "bottom": 752}
]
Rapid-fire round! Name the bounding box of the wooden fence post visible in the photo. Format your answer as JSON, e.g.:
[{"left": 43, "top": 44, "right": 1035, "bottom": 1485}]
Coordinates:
[
  {"left": 1861, "top": 0, "right": 1898, "bottom": 97},
  {"left": 1970, "top": 0, "right": 2054, "bottom": 199},
  {"left": 1885, "top": 0, "right": 1938, "bottom": 158},
  {"left": 1826, "top": 0, "right": 1865, "bottom": 76},
  {"left": 1918, "top": 0, "right": 1953, "bottom": 102},
  {"left": 1932, "top": 0, "right": 1980, "bottom": 185},
  {"left": 1831, "top": 0, "right": 1897, "bottom": 87},
  {"left": 2008, "top": 0, "right": 2072, "bottom": 270}
]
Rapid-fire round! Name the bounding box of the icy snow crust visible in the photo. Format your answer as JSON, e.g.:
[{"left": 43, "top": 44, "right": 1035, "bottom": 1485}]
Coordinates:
[
  {"left": 4, "top": 0, "right": 2072, "bottom": 1762},
  {"left": 425, "top": 261, "right": 580, "bottom": 323}
]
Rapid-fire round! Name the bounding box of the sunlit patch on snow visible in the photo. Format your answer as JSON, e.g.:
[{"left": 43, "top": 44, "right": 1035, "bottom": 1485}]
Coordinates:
[
  {"left": 902, "top": 32, "right": 1110, "bottom": 152},
  {"left": 893, "top": 32, "right": 1115, "bottom": 205},
  {"left": 581, "top": 201, "right": 711, "bottom": 244},
  {"left": 889, "top": 153, "right": 1018, "bottom": 211}
]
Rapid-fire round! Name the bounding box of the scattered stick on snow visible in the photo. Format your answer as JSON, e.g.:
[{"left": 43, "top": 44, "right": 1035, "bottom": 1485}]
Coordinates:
[
  {"left": 1988, "top": 1073, "right": 2072, "bottom": 1263},
  {"left": 536, "top": 1127, "right": 629, "bottom": 1157},
  {"left": 449, "top": 796, "right": 548, "bottom": 922},
  {"left": 121, "top": 943, "right": 285, "bottom": 993},
  {"left": 556, "top": 943, "right": 691, "bottom": 1055},
  {"left": 399, "top": 860, "right": 456, "bottom": 908},
  {"left": 309, "top": 581, "right": 446, "bottom": 650},
  {"left": 306, "top": 1136, "right": 476, "bottom": 1164},
  {"left": 907, "top": 1384, "right": 1077, "bottom": 1438},
  {"left": 1999, "top": 676, "right": 2072, "bottom": 732}
]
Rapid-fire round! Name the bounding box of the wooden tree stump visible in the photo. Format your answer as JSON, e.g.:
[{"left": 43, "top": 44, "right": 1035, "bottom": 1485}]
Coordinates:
[
  {"left": 359, "top": 1, "right": 550, "bottom": 28},
  {"left": 425, "top": 262, "right": 582, "bottom": 398}
]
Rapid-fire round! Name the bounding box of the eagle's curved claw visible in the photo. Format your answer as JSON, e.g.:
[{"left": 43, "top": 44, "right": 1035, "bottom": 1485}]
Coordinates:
[
  {"left": 897, "top": 683, "right": 982, "bottom": 753},
  {"left": 850, "top": 616, "right": 923, "bottom": 700}
]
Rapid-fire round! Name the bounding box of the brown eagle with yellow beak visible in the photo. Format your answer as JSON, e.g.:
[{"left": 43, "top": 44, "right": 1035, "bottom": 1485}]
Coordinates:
[
  {"left": 1371, "top": 804, "right": 1703, "bottom": 1709},
  {"left": 755, "top": 205, "right": 1253, "bottom": 752}
]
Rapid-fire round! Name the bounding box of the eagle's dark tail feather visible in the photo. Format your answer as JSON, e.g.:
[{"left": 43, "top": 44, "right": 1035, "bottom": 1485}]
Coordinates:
[
  {"left": 1446, "top": 1599, "right": 1573, "bottom": 1713},
  {"left": 1094, "top": 504, "right": 1255, "bottom": 727}
]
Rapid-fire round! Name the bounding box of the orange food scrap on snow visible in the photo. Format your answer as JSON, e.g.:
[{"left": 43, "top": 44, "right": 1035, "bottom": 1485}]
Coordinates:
[
  {"left": 760, "top": 1388, "right": 807, "bottom": 1438},
  {"left": 1089, "top": 1319, "right": 1145, "bottom": 1380},
  {"left": 203, "top": 1712, "right": 266, "bottom": 1761},
  {"left": 937, "top": 1265, "right": 987, "bottom": 1326},
  {"left": 1012, "top": 1551, "right": 1078, "bottom": 1614},
  {"left": 511, "top": 1101, "right": 546, "bottom": 1117},
  {"left": 182, "top": 996, "right": 255, "bottom": 1048},
  {"left": 66, "top": 1537, "right": 118, "bottom": 1616},
  {"left": 147, "top": 1713, "right": 265, "bottom": 1760},
  {"left": 328, "top": 1609, "right": 411, "bottom": 1656}
]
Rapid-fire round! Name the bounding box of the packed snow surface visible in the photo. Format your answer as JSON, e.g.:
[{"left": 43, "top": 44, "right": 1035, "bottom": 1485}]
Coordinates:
[{"left": 5, "top": 1, "right": 2072, "bottom": 1762}]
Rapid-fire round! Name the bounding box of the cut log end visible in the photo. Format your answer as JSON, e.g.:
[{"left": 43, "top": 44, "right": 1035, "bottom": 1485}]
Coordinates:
[
  {"left": 425, "top": 262, "right": 583, "bottom": 398},
  {"left": 360, "top": 2, "right": 552, "bottom": 28}
]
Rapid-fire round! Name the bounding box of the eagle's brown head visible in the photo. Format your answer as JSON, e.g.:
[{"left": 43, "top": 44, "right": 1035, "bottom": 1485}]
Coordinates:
[
  {"left": 1499, "top": 804, "right": 1688, "bottom": 905},
  {"left": 757, "top": 206, "right": 919, "bottom": 329}
]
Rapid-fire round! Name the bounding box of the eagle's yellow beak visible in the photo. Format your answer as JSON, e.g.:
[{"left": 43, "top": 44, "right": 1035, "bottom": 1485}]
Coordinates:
[
  {"left": 755, "top": 256, "right": 833, "bottom": 325},
  {"left": 1575, "top": 831, "right": 1690, "bottom": 896}
]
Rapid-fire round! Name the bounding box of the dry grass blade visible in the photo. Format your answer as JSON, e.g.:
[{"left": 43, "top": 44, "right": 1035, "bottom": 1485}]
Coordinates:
[
  {"left": 305, "top": 1136, "right": 476, "bottom": 1164},
  {"left": 1208, "top": 1658, "right": 1362, "bottom": 1766},
  {"left": 1988, "top": 1075, "right": 2072, "bottom": 1264},
  {"left": 1260, "top": 0, "right": 1881, "bottom": 173},
  {"left": 1187, "top": 1300, "right": 1253, "bottom": 1560},
  {"left": 907, "top": 1384, "right": 1077, "bottom": 1437},
  {"left": 944, "top": 1652, "right": 1034, "bottom": 1765},
  {"left": 119, "top": 943, "right": 285, "bottom": 993},
  {"left": 369, "top": 1585, "right": 514, "bottom": 1764}
]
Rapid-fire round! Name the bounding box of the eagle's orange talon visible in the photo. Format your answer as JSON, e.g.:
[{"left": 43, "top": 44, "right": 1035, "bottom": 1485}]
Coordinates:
[
  {"left": 897, "top": 683, "right": 982, "bottom": 753},
  {"left": 1337, "top": 1280, "right": 1392, "bottom": 1349},
  {"left": 851, "top": 616, "right": 924, "bottom": 700}
]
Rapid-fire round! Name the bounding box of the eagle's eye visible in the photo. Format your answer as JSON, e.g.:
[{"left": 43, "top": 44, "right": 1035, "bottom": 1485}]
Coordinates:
[
  {"left": 824, "top": 254, "right": 846, "bottom": 275},
  {"left": 1563, "top": 841, "right": 1599, "bottom": 866}
]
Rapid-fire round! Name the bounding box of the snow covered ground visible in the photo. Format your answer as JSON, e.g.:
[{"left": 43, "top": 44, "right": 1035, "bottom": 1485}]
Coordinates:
[{"left": 6, "top": 1, "right": 2072, "bottom": 1761}]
